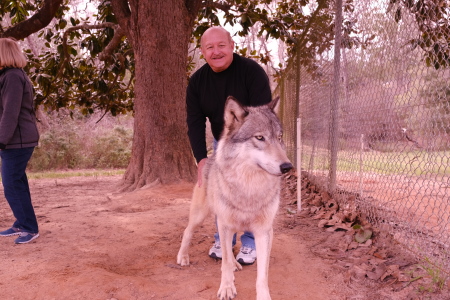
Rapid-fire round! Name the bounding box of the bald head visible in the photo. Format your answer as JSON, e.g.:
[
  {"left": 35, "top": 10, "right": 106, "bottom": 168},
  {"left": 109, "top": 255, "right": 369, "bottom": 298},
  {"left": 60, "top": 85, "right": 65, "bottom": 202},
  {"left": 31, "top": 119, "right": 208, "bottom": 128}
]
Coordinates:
[
  {"left": 200, "top": 26, "right": 235, "bottom": 72},
  {"left": 200, "top": 26, "right": 233, "bottom": 47}
]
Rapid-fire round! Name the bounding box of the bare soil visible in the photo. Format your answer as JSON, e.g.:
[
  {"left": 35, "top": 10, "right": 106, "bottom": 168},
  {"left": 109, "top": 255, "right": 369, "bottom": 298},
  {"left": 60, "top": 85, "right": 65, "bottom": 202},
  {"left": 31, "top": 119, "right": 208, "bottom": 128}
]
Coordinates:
[{"left": 0, "top": 173, "right": 448, "bottom": 300}]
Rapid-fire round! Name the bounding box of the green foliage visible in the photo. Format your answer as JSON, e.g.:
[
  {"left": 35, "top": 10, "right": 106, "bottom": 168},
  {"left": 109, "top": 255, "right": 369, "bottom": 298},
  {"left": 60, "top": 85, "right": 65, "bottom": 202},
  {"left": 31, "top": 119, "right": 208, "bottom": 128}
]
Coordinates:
[
  {"left": 22, "top": 0, "right": 135, "bottom": 115},
  {"left": 29, "top": 123, "right": 84, "bottom": 170},
  {"left": 88, "top": 126, "right": 133, "bottom": 169},
  {"left": 0, "top": 0, "right": 134, "bottom": 115},
  {"left": 4, "top": 0, "right": 30, "bottom": 23},
  {"left": 0, "top": 0, "right": 446, "bottom": 116},
  {"left": 28, "top": 114, "right": 133, "bottom": 171},
  {"left": 390, "top": 0, "right": 450, "bottom": 69},
  {"left": 420, "top": 72, "right": 450, "bottom": 134},
  {"left": 13, "top": 0, "right": 339, "bottom": 115},
  {"left": 416, "top": 258, "right": 448, "bottom": 293},
  {"left": 192, "top": 0, "right": 337, "bottom": 75}
]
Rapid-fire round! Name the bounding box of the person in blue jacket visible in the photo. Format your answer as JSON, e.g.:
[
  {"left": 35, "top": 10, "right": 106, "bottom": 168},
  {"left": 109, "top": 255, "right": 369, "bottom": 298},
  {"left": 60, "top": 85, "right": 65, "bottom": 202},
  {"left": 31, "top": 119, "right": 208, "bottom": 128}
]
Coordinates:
[{"left": 0, "top": 37, "right": 40, "bottom": 244}]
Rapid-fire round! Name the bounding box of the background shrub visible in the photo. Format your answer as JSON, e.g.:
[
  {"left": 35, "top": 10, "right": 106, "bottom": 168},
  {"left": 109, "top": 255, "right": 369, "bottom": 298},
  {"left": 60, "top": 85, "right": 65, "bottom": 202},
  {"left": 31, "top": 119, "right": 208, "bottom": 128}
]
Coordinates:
[
  {"left": 88, "top": 125, "right": 132, "bottom": 169},
  {"left": 28, "top": 110, "right": 133, "bottom": 171}
]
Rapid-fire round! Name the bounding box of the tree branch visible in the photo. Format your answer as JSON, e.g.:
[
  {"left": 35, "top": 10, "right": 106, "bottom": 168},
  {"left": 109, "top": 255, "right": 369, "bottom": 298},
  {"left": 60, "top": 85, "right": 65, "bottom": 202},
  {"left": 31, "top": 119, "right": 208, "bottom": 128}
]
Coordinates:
[
  {"left": 294, "top": 2, "right": 326, "bottom": 51},
  {"left": 2, "top": 0, "right": 64, "bottom": 39},
  {"left": 110, "top": 0, "right": 132, "bottom": 40},
  {"left": 56, "top": 22, "right": 122, "bottom": 78},
  {"left": 185, "top": 0, "right": 203, "bottom": 29},
  {"left": 98, "top": 26, "right": 126, "bottom": 61}
]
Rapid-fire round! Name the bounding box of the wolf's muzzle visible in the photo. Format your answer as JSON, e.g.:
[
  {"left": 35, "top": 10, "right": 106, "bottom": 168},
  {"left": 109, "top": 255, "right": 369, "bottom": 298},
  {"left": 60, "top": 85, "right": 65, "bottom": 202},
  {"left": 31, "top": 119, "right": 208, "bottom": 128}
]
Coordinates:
[{"left": 280, "top": 162, "right": 293, "bottom": 174}]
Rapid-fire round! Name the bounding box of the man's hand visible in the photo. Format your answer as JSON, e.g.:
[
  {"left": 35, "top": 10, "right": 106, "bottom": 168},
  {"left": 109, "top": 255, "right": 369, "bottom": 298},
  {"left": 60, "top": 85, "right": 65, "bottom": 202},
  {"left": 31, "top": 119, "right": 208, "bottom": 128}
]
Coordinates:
[{"left": 197, "top": 158, "right": 208, "bottom": 187}]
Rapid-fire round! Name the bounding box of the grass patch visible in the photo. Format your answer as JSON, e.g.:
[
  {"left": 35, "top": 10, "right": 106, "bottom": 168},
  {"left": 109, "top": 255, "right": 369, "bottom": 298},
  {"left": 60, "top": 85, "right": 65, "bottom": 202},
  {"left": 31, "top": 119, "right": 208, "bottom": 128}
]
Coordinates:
[
  {"left": 27, "top": 169, "right": 125, "bottom": 180},
  {"left": 415, "top": 258, "right": 449, "bottom": 294},
  {"left": 300, "top": 144, "right": 450, "bottom": 176}
]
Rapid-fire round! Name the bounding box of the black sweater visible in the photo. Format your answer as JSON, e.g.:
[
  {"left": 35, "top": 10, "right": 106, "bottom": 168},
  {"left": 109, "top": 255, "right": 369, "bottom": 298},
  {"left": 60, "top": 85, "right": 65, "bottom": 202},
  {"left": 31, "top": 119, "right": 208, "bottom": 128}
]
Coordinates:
[{"left": 186, "top": 53, "right": 272, "bottom": 163}]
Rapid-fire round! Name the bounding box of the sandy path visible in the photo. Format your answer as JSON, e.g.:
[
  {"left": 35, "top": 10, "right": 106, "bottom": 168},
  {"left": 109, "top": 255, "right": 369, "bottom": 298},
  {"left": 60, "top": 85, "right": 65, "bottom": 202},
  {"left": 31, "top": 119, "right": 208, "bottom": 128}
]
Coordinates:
[{"left": 0, "top": 175, "right": 447, "bottom": 299}]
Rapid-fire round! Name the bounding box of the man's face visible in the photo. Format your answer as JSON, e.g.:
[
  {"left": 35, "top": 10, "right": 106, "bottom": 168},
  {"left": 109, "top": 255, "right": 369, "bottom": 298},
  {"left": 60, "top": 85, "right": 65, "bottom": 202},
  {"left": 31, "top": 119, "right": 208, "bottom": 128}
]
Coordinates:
[{"left": 201, "top": 28, "right": 234, "bottom": 73}]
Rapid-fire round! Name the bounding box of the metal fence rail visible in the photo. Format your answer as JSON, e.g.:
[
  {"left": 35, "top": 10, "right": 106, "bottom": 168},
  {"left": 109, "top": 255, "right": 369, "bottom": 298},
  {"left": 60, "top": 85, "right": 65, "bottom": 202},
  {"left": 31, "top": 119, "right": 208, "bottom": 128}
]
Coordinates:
[{"left": 276, "top": 0, "right": 450, "bottom": 274}]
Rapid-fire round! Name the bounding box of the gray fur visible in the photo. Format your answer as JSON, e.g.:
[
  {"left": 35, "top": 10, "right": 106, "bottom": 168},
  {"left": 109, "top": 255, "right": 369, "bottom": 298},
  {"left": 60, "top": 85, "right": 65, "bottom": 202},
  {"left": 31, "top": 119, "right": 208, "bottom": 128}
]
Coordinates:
[{"left": 177, "top": 96, "right": 293, "bottom": 300}]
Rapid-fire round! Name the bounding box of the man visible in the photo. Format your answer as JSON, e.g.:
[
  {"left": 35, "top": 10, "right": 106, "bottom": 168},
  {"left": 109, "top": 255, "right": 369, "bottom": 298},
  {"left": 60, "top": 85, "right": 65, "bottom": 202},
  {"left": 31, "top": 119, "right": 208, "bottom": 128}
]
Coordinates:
[{"left": 186, "top": 26, "right": 272, "bottom": 265}]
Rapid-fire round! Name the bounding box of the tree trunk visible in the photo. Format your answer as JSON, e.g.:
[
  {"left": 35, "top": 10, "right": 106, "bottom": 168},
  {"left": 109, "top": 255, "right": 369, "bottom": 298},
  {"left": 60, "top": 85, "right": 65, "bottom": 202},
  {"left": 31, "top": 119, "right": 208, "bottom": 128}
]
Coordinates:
[{"left": 112, "top": 1, "right": 201, "bottom": 190}]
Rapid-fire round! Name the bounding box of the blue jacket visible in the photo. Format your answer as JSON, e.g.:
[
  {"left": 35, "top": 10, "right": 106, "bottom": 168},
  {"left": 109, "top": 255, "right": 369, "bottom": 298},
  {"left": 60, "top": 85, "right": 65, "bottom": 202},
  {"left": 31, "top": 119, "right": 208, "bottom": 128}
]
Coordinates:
[{"left": 0, "top": 68, "right": 39, "bottom": 149}]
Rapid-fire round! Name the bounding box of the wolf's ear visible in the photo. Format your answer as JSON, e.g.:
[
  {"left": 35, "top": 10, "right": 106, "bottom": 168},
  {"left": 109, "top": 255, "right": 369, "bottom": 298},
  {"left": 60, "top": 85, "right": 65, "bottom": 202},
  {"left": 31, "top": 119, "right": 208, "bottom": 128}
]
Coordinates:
[
  {"left": 224, "top": 96, "right": 249, "bottom": 126},
  {"left": 268, "top": 96, "right": 281, "bottom": 115}
]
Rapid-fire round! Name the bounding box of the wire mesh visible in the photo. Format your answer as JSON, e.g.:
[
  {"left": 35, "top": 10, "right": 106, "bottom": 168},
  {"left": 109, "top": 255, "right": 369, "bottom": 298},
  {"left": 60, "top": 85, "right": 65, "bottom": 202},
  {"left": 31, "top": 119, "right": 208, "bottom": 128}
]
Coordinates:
[{"left": 275, "top": 0, "right": 450, "bottom": 274}]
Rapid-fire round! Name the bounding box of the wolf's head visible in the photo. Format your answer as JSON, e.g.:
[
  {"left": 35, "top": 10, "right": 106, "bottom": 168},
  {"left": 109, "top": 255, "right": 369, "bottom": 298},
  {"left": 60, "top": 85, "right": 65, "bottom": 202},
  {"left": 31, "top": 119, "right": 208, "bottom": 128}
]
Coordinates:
[{"left": 217, "top": 96, "right": 293, "bottom": 176}]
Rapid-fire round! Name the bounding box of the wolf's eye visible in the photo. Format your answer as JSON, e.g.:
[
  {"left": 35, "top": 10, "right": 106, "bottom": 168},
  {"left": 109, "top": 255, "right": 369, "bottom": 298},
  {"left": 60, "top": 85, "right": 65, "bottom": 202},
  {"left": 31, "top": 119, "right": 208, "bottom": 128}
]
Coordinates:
[
  {"left": 255, "top": 135, "right": 265, "bottom": 141},
  {"left": 278, "top": 133, "right": 283, "bottom": 141}
]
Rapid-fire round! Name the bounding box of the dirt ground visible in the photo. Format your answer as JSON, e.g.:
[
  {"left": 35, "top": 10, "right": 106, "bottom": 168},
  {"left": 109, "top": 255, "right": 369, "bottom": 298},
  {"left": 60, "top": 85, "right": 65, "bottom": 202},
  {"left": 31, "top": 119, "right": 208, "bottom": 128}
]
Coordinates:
[{"left": 0, "top": 173, "right": 448, "bottom": 300}]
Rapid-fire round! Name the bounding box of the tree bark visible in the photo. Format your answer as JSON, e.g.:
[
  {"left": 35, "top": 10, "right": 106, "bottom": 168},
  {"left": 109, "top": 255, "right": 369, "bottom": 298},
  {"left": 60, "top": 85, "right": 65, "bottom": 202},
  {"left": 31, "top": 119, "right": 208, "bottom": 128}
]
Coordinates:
[{"left": 111, "top": 0, "right": 201, "bottom": 190}]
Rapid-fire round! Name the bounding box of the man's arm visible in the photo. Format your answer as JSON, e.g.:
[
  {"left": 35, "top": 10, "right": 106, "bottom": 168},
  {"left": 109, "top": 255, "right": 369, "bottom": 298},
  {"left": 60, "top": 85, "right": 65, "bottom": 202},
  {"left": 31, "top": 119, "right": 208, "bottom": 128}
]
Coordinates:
[
  {"left": 186, "top": 78, "right": 209, "bottom": 186},
  {"left": 186, "top": 81, "right": 208, "bottom": 164}
]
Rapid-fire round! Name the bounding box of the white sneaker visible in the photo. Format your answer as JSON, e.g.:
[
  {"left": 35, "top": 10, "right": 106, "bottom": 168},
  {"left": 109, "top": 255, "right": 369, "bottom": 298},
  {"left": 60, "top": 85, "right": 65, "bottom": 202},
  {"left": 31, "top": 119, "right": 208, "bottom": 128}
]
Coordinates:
[
  {"left": 236, "top": 246, "right": 256, "bottom": 265},
  {"left": 208, "top": 241, "right": 222, "bottom": 259}
]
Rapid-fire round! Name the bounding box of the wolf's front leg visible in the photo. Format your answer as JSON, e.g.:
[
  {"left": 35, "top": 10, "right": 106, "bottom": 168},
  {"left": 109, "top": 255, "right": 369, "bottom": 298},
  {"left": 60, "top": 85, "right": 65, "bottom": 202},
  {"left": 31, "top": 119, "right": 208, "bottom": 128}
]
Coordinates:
[
  {"left": 254, "top": 228, "right": 274, "bottom": 300},
  {"left": 217, "top": 225, "right": 240, "bottom": 299}
]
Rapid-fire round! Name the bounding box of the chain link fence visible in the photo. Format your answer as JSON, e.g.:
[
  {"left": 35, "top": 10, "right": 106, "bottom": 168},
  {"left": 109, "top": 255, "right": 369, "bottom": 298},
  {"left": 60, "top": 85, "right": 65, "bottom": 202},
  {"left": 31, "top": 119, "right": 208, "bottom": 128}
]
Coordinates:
[{"left": 275, "top": 0, "right": 450, "bottom": 275}]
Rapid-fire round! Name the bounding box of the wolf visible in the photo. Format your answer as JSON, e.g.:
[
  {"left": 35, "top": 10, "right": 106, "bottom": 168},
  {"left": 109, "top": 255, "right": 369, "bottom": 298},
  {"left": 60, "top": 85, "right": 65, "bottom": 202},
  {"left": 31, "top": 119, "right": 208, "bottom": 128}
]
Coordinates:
[{"left": 177, "top": 96, "right": 293, "bottom": 300}]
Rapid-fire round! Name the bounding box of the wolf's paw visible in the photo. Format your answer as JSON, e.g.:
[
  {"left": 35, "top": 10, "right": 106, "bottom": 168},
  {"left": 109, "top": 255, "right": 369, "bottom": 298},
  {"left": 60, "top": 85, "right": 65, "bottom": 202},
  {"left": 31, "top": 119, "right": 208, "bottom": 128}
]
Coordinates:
[
  {"left": 217, "top": 283, "right": 237, "bottom": 300},
  {"left": 177, "top": 253, "right": 190, "bottom": 266},
  {"left": 233, "top": 259, "right": 242, "bottom": 271}
]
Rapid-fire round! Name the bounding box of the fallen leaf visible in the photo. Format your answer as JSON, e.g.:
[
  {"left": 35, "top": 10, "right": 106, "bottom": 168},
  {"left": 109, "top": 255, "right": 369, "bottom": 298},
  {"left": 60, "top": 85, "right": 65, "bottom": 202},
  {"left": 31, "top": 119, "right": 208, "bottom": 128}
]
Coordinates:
[
  {"left": 348, "top": 241, "right": 359, "bottom": 250},
  {"left": 311, "top": 195, "right": 323, "bottom": 206},
  {"left": 322, "top": 210, "right": 336, "bottom": 220},
  {"left": 355, "top": 227, "right": 373, "bottom": 243},
  {"left": 286, "top": 208, "right": 297, "bottom": 214},
  {"left": 348, "top": 265, "right": 367, "bottom": 282},
  {"left": 367, "top": 264, "right": 387, "bottom": 280},
  {"left": 312, "top": 211, "right": 327, "bottom": 220},
  {"left": 318, "top": 219, "right": 328, "bottom": 228},
  {"left": 359, "top": 239, "right": 373, "bottom": 247},
  {"left": 373, "top": 249, "right": 388, "bottom": 259},
  {"left": 381, "top": 264, "right": 400, "bottom": 281}
]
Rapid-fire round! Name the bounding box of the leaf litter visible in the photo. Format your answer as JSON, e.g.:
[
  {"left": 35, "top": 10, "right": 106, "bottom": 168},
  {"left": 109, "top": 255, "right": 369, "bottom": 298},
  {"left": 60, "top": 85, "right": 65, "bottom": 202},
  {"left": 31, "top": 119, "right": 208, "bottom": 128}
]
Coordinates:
[{"left": 280, "top": 170, "right": 450, "bottom": 300}]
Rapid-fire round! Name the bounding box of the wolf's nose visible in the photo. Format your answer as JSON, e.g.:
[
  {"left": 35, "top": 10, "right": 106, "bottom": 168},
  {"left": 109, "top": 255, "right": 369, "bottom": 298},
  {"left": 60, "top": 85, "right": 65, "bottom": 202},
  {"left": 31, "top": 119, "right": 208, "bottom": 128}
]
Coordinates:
[{"left": 280, "top": 162, "right": 293, "bottom": 174}]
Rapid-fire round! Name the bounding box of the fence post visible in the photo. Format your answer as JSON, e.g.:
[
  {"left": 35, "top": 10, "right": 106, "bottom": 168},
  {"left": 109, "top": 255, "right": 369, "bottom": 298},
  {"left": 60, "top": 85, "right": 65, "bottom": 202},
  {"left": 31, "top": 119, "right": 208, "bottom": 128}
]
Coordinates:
[
  {"left": 297, "top": 117, "right": 302, "bottom": 213},
  {"left": 294, "top": 48, "right": 301, "bottom": 168},
  {"left": 329, "top": 0, "right": 343, "bottom": 193},
  {"left": 359, "top": 134, "right": 364, "bottom": 197}
]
